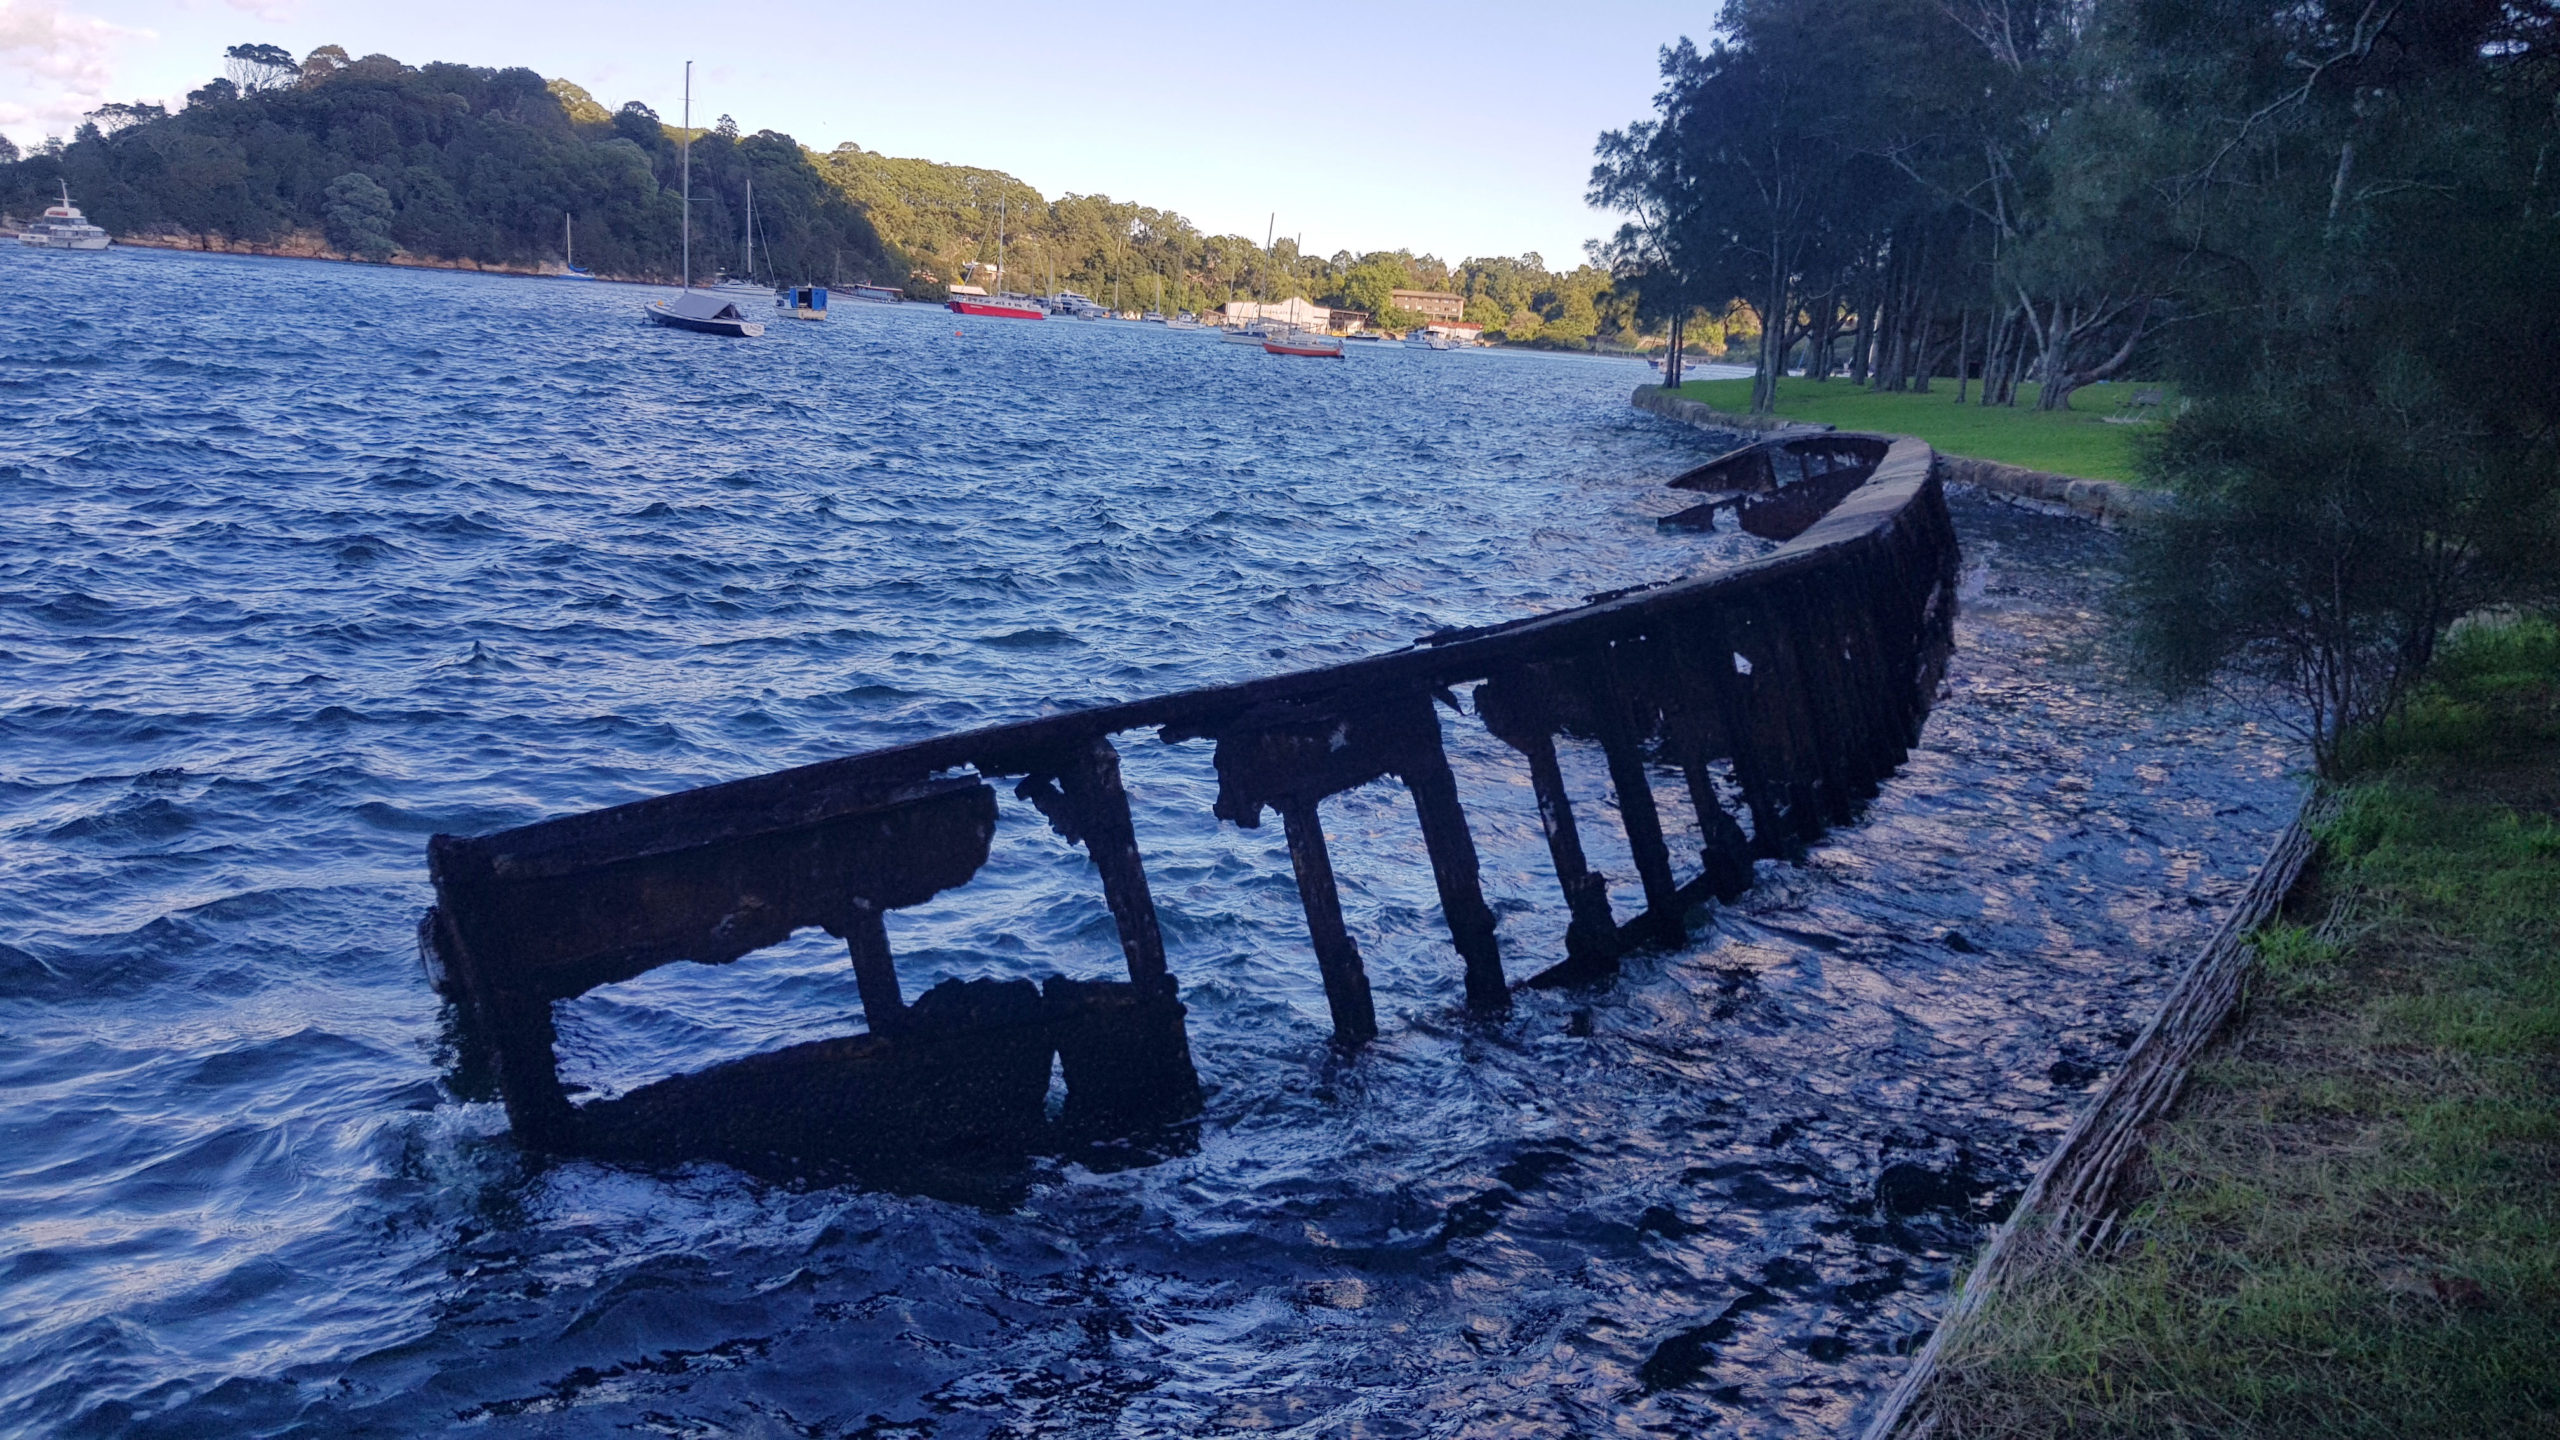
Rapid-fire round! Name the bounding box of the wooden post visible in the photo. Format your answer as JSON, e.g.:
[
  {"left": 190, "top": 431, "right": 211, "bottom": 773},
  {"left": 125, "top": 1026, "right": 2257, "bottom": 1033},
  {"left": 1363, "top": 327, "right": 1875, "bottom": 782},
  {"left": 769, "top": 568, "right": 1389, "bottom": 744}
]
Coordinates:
[
  {"left": 1056, "top": 735, "right": 1170, "bottom": 991},
  {"left": 1659, "top": 625, "right": 1761, "bottom": 898},
  {"left": 1396, "top": 713, "right": 1508, "bottom": 1014},
  {"left": 1837, "top": 560, "right": 1913, "bottom": 778},
  {"left": 487, "top": 989, "right": 576, "bottom": 1149},
  {"left": 1784, "top": 580, "right": 1876, "bottom": 818},
  {"left": 1517, "top": 729, "right": 1621, "bottom": 970},
  {"left": 1681, "top": 756, "right": 1757, "bottom": 899},
  {"left": 1278, "top": 798, "right": 1378, "bottom": 1044},
  {"left": 845, "top": 904, "right": 908, "bottom": 1036},
  {"left": 1684, "top": 610, "right": 1789, "bottom": 853},
  {"left": 1588, "top": 649, "right": 1684, "bottom": 941},
  {"left": 1738, "top": 594, "right": 1828, "bottom": 842}
]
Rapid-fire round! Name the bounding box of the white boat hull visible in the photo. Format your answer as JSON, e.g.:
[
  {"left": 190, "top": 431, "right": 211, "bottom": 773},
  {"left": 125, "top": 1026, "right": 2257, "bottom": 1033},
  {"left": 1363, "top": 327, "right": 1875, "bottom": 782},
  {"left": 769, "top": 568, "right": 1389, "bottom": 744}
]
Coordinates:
[{"left": 649, "top": 299, "right": 765, "bottom": 337}]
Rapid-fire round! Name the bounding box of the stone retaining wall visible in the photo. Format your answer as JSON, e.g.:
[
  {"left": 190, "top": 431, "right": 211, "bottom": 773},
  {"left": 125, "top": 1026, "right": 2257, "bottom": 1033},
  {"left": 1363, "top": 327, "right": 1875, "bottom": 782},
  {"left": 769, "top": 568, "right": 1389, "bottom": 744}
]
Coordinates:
[
  {"left": 1629, "top": 383, "right": 1834, "bottom": 437},
  {"left": 1631, "top": 384, "right": 2170, "bottom": 529}
]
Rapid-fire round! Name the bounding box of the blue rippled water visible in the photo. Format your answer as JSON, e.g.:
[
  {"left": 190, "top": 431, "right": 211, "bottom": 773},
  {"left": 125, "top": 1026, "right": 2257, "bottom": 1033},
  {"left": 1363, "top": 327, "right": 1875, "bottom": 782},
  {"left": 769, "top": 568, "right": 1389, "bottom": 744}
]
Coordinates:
[{"left": 1, "top": 246, "right": 2297, "bottom": 1437}]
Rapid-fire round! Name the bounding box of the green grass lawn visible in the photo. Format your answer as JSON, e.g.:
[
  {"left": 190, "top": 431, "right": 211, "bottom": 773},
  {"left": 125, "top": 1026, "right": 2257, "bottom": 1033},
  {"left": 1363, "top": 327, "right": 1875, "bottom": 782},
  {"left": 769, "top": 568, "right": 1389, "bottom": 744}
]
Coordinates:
[
  {"left": 1927, "top": 617, "right": 2560, "bottom": 1440},
  {"left": 1670, "top": 377, "right": 2165, "bottom": 482}
]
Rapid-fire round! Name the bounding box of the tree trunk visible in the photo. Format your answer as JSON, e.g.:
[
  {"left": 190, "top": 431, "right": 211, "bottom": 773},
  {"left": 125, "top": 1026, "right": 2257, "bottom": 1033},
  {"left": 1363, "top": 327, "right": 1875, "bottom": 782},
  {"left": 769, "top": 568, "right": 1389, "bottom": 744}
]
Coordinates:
[
  {"left": 1804, "top": 290, "right": 1836, "bottom": 381},
  {"left": 2035, "top": 299, "right": 2071, "bottom": 411},
  {"left": 1954, "top": 308, "right": 1972, "bottom": 403},
  {"left": 1849, "top": 288, "right": 1872, "bottom": 386},
  {"left": 1664, "top": 313, "right": 1684, "bottom": 389},
  {"left": 1752, "top": 269, "right": 1787, "bottom": 414}
]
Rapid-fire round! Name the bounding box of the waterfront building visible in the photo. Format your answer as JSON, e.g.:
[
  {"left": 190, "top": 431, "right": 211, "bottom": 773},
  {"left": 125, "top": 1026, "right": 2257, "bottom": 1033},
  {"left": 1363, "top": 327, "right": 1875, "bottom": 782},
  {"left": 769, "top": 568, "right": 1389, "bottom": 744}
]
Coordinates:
[
  {"left": 1223, "top": 297, "right": 1331, "bottom": 330},
  {"left": 1390, "top": 289, "right": 1466, "bottom": 324}
]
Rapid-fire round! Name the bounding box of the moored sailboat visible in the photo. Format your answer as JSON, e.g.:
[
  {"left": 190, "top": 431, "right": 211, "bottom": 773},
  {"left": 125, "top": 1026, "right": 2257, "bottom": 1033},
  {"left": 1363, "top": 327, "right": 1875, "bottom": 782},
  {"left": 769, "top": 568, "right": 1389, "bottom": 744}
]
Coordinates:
[
  {"left": 647, "top": 62, "right": 764, "bottom": 337},
  {"left": 1264, "top": 326, "right": 1344, "bottom": 358},
  {"left": 560, "top": 213, "right": 594, "bottom": 278},
  {"left": 947, "top": 285, "right": 1045, "bottom": 319},
  {"left": 946, "top": 200, "right": 1042, "bottom": 320}
]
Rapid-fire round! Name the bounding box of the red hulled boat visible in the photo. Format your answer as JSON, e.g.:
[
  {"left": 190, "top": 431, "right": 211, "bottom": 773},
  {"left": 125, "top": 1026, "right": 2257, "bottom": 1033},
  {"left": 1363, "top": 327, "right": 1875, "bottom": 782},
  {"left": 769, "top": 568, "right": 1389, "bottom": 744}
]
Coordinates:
[
  {"left": 1263, "top": 327, "right": 1344, "bottom": 358},
  {"left": 946, "top": 285, "right": 1045, "bottom": 320}
]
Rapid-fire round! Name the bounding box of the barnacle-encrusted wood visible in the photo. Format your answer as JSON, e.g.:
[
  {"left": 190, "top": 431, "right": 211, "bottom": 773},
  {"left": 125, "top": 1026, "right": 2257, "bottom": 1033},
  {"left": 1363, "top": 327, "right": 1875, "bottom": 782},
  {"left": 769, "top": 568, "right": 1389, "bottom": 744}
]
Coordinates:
[{"left": 419, "top": 433, "right": 1960, "bottom": 1172}]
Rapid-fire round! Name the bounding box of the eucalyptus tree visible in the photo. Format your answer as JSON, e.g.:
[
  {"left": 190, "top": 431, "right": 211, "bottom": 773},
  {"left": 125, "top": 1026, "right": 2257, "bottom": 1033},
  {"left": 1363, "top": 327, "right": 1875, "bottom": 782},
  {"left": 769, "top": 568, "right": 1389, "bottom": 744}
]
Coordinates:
[
  {"left": 1593, "top": 8, "right": 1902, "bottom": 410},
  {"left": 2119, "top": 0, "right": 2560, "bottom": 771}
]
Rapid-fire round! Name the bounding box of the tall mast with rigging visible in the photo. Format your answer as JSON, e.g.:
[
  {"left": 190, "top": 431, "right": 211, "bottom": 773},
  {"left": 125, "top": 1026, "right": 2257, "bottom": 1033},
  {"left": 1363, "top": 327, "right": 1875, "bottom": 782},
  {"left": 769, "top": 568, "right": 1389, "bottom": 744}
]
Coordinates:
[{"left": 680, "top": 61, "right": 693, "bottom": 291}]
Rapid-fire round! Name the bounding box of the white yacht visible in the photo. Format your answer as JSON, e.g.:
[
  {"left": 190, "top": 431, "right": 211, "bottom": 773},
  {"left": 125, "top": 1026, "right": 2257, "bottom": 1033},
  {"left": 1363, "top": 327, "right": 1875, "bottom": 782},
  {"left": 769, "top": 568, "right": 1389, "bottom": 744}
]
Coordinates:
[
  {"left": 1046, "top": 289, "right": 1108, "bottom": 319},
  {"left": 16, "top": 183, "right": 111, "bottom": 251}
]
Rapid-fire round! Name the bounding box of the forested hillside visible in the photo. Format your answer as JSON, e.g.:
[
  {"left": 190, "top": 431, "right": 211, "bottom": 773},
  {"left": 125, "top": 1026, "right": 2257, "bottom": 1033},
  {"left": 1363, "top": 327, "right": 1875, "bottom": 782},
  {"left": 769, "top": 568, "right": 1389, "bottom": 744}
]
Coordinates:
[
  {"left": 816, "top": 140, "right": 1642, "bottom": 344},
  {"left": 815, "top": 150, "right": 1655, "bottom": 341},
  {"left": 0, "top": 45, "right": 891, "bottom": 285}
]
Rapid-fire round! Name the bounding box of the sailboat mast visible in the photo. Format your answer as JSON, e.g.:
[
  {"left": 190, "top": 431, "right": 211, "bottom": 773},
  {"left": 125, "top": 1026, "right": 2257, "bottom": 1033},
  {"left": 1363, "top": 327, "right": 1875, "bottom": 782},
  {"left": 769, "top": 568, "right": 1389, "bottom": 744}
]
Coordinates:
[
  {"left": 997, "top": 199, "right": 1005, "bottom": 296},
  {"left": 743, "top": 175, "right": 753, "bottom": 285},
  {"left": 680, "top": 61, "right": 692, "bottom": 291}
]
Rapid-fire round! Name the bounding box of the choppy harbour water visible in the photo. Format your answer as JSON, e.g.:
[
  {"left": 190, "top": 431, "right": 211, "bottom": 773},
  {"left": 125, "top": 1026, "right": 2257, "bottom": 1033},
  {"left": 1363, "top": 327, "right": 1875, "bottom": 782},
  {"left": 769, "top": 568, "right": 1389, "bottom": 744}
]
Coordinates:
[{"left": 0, "top": 247, "right": 2296, "bottom": 1437}]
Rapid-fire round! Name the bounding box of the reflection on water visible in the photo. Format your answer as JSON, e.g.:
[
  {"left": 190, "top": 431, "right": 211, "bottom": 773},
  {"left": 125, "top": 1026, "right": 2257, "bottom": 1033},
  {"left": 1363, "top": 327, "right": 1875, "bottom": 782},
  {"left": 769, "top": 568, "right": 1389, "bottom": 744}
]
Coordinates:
[{"left": 0, "top": 248, "right": 2295, "bottom": 1437}]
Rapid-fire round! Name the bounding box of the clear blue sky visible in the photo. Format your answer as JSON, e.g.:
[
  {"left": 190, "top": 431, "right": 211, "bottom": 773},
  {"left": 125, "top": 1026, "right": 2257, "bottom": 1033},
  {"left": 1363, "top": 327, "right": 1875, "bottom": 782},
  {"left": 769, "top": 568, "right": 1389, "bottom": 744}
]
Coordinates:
[{"left": 4, "top": 0, "right": 1706, "bottom": 263}]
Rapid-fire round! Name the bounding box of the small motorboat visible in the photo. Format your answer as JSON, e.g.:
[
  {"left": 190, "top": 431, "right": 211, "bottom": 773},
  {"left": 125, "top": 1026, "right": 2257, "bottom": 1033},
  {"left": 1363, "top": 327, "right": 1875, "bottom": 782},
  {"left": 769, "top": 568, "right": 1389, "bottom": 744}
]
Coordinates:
[
  {"left": 1264, "top": 326, "right": 1344, "bottom": 358},
  {"left": 17, "top": 182, "right": 110, "bottom": 251},
  {"left": 848, "top": 284, "right": 905, "bottom": 304},
  {"left": 648, "top": 290, "right": 765, "bottom": 336},
  {"left": 776, "top": 284, "right": 827, "bottom": 320},
  {"left": 947, "top": 285, "right": 1045, "bottom": 320},
  {"left": 1405, "top": 331, "right": 1455, "bottom": 351}
]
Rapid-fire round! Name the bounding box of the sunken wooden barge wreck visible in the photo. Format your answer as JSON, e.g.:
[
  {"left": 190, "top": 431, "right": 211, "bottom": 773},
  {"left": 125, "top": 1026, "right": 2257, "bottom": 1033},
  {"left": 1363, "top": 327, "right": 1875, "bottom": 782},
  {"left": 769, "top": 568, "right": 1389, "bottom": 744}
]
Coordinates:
[{"left": 419, "top": 432, "right": 1959, "bottom": 1176}]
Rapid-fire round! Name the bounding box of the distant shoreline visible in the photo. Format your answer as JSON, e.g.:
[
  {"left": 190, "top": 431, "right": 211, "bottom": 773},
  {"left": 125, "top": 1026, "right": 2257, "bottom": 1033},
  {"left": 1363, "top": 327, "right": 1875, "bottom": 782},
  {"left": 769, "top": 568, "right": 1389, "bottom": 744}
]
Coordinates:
[{"left": 76, "top": 228, "right": 662, "bottom": 284}]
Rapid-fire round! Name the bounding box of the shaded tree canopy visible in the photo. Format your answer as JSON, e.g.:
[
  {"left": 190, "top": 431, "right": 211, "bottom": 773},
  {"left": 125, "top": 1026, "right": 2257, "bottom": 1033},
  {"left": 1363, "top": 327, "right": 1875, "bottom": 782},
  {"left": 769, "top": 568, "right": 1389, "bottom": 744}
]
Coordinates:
[{"left": 1592, "top": 0, "right": 2560, "bottom": 765}]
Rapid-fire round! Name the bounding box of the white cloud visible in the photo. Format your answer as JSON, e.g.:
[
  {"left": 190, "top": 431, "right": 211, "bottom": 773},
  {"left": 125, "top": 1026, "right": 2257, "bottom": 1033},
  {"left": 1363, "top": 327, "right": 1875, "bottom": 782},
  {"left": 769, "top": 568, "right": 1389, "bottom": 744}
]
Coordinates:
[{"left": 0, "top": 0, "right": 156, "bottom": 144}]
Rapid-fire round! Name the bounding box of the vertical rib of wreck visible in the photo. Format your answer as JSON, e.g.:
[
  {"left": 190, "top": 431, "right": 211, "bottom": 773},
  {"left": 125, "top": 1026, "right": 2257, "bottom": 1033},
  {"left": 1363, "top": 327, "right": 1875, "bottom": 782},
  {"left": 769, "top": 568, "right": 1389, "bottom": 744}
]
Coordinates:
[{"left": 416, "top": 434, "right": 1959, "bottom": 1176}]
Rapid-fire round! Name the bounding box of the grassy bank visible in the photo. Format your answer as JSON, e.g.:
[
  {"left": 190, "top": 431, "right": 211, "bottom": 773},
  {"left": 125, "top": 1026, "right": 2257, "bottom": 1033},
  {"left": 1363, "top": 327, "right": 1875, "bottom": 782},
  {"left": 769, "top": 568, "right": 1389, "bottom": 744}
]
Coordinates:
[
  {"left": 1670, "top": 377, "right": 2161, "bottom": 482},
  {"left": 1927, "top": 618, "right": 2560, "bottom": 1438}
]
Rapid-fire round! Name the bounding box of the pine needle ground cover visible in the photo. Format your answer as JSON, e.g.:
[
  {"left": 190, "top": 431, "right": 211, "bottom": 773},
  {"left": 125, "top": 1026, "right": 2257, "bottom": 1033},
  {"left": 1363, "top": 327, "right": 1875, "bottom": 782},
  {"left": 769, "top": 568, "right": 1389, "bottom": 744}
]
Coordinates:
[
  {"left": 1671, "top": 378, "right": 2158, "bottom": 482},
  {"left": 1927, "top": 618, "right": 2560, "bottom": 1439}
]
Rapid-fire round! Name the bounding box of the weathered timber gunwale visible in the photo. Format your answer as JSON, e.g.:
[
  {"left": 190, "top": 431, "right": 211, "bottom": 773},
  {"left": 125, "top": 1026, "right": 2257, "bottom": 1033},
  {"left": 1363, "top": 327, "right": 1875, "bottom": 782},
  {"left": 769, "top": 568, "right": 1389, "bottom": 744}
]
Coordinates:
[{"left": 422, "top": 433, "right": 1959, "bottom": 1173}]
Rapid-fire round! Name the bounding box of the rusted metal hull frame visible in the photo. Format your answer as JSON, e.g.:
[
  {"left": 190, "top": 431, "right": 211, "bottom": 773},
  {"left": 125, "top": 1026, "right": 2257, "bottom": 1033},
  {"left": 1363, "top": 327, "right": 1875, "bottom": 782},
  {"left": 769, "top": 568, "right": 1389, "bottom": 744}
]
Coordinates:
[{"left": 419, "top": 434, "right": 1958, "bottom": 1165}]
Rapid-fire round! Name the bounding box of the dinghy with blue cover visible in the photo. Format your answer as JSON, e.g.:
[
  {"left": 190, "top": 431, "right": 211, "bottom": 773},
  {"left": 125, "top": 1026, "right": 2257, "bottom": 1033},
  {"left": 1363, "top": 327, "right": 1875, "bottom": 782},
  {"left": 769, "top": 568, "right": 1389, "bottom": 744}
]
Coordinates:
[{"left": 647, "top": 290, "right": 765, "bottom": 337}]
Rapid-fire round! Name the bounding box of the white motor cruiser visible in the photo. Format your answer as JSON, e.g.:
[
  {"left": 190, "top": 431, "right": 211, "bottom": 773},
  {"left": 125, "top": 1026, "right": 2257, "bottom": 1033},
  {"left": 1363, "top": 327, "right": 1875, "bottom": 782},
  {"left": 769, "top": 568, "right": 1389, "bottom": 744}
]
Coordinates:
[{"left": 17, "top": 183, "right": 111, "bottom": 251}]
